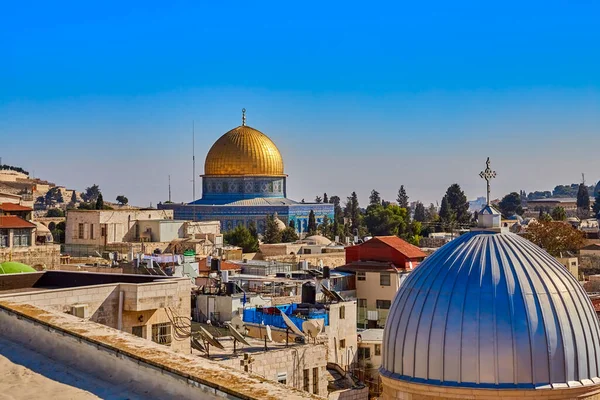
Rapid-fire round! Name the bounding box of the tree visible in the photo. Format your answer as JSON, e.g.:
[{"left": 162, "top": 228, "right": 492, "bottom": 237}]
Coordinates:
[
  {"left": 44, "top": 187, "right": 64, "bottom": 206},
  {"left": 551, "top": 206, "right": 567, "bottom": 221},
  {"left": 595, "top": 181, "right": 600, "bottom": 197},
  {"left": 346, "top": 192, "right": 362, "bottom": 234},
  {"left": 263, "top": 214, "right": 282, "bottom": 244},
  {"left": 78, "top": 202, "right": 95, "bottom": 210},
  {"left": 329, "top": 195, "right": 344, "bottom": 240},
  {"left": 593, "top": 191, "right": 600, "bottom": 217},
  {"left": 397, "top": 186, "right": 409, "bottom": 209},
  {"left": 46, "top": 208, "right": 65, "bottom": 218},
  {"left": 288, "top": 219, "right": 295, "bottom": 230},
  {"left": 82, "top": 184, "right": 101, "bottom": 203},
  {"left": 70, "top": 191, "right": 78, "bottom": 205},
  {"left": 319, "top": 215, "right": 332, "bottom": 239},
  {"left": 577, "top": 183, "right": 590, "bottom": 218},
  {"left": 248, "top": 221, "right": 258, "bottom": 239},
  {"left": 413, "top": 202, "right": 426, "bottom": 222},
  {"left": 281, "top": 226, "right": 299, "bottom": 243},
  {"left": 369, "top": 190, "right": 381, "bottom": 206},
  {"left": 224, "top": 225, "right": 259, "bottom": 253},
  {"left": 524, "top": 221, "right": 585, "bottom": 256},
  {"left": 51, "top": 221, "right": 66, "bottom": 244},
  {"left": 439, "top": 195, "right": 455, "bottom": 230},
  {"left": 323, "top": 193, "right": 329, "bottom": 204},
  {"left": 425, "top": 203, "right": 438, "bottom": 222},
  {"left": 116, "top": 195, "right": 129, "bottom": 205},
  {"left": 315, "top": 195, "right": 322, "bottom": 203},
  {"left": 498, "top": 192, "right": 523, "bottom": 217},
  {"left": 444, "top": 184, "right": 470, "bottom": 225},
  {"left": 307, "top": 210, "right": 317, "bottom": 236},
  {"left": 364, "top": 203, "right": 408, "bottom": 237},
  {"left": 95, "top": 193, "right": 104, "bottom": 210}
]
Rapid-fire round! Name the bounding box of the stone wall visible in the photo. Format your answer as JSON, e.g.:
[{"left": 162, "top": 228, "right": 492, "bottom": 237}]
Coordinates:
[
  {"left": 380, "top": 375, "right": 600, "bottom": 400},
  {"left": 218, "top": 342, "right": 329, "bottom": 397},
  {"left": 0, "top": 244, "right": 60, "bottom": 267},
  {"left": 264, "top": 252, "right": 347, "bottom": 268}
]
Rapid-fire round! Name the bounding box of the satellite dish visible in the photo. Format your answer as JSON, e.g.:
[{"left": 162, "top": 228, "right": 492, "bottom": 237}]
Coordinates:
[
  {"left": 280, "top": 311, "right": 304, "bottom": 336},
  {"left": 227, "top": 323, "right": 251, "bottom": 346},
  {"left": 302, "top": 320, "right": 321, "bottom": 338},
  {"left": 266, "top": 325, "right": 273, "bottom": 342},
  {"left": 199, "top": 326, "right": 225, "bottom": 350},
  {"left": 191, "top": 336, "right": 207, "bottom": 353},
  {"left": 231, "top": 316, "right": 245, "bottom": 331}
]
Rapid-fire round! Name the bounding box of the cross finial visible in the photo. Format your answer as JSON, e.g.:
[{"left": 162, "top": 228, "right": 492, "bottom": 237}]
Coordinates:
[
  {"left": 242, "top": 108, "right": 246, "bottom": 126},
  {"left": 479, "top": 157, "right": 496, "bottom": 205}
]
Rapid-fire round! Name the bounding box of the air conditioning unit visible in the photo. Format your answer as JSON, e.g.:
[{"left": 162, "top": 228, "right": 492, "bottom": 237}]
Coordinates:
[{"left": 71, "top": 304, "right": 89, "bottom": 319}]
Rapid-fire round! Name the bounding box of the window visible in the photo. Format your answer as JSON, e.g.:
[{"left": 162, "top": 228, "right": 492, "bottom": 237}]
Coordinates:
[
  {"left": 312, "top": 367, "right": 319, "bottom": 394},
  {"left": 0, "top": 229, "right": 8, "bottom": 248},
  {"left": 277, "top": 372, "right": 287, "bottom": 385},
  {"left": 380, "top": 272, "right": 391, "bottom": 286},
  {"left": 132, "top": 326, "right": 145, "bottom": 338},
  {"left": 151, "top": 323, "right": 172, "bottom": 345},
  {"left": 358, "top": 298, "right": 367, "bottom": 308},
  {"left": 89, "top": 224, "right": 94, "bottom": 240},
  {"left": 339, "top": 305, "right": 345, "bottom": 319},
  {"left": 375, "top": 344, "right": 381, "bottom": 356},
  {"left": 357, "top": 272, "right": 366, "bottom": 281},
  {"left": 339, "top": 339, "right": 346, "bottom": 349},
  {"left": 358, "top": 347, "right": 371, "bottom": 360},
  {"left": 376, "top": 299, "right": 391, "bottom": 309},
  {"left": 101, "top": 225, "right": 106, "bottom": 237},
  {"left": 303, "top": 369, "right": 310, "bottom": 392},
  {"left": 78, "top": 223, "right": 84, "bottom": 239},
  {"left": 13, "top": 229, "right": 31, "bottom": 247}
]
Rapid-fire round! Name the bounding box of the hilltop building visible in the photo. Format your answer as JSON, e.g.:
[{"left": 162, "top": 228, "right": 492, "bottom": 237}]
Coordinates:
[{"left": 160, "top": 110, "right": 334, "bottom": 233}]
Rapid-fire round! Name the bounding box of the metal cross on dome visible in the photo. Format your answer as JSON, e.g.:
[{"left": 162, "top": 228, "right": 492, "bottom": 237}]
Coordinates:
[{"left": 479, "top": 157, "right": 497, "bottom": 205}]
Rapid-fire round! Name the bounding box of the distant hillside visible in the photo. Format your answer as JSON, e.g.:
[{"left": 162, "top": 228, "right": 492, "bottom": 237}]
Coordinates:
[
  {"left": 526, "top": 182, "right": 599, "bottom": 200},
  {"left": 0, "top": 165, "right": 29, "bottom": 176}
]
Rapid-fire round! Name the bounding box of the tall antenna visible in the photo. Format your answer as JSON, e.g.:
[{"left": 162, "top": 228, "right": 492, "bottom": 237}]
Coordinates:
[
  {"left": 168, "top": 175, "right": 172, "bottom": 203},
  {"left": 582, "top": 173, "right": 586, "bottom": 186},
  {"left": 193, "top": 121, "right": 196, "bottom": 202}
]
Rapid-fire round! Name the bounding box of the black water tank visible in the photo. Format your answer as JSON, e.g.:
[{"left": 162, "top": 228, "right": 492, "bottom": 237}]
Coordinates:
[
  {"left": 211, "top": 258, "right": 221, "bottom": 271},
  {"left": 302, "top": 282, "right": 317, "bottom": 304},
  {"left": 323, "top": 266, "right": 331, "bottom": 279}
]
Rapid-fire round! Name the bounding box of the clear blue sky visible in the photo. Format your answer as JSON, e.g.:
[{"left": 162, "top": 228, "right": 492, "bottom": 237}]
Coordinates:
[{"left": 1, "top": 1, "right": 599, "bottom": 206}]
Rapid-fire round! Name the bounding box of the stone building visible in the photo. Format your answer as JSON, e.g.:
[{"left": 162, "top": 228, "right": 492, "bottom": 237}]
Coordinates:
[
  {"left": 160, "top": 110, "right": 334, "bottom": 234},
  {"left": 337, "top": 236, "right": 426, "bottom": 328},
  {"left": 0, "top": 270, "right": 192, "bottom": 353},
  {"left": 64, "top": 208, "right": 222, "bottom": 257}
]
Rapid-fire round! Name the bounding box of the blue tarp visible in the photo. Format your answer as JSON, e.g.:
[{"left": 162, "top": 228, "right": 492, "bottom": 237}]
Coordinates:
[{"left": 243, "top": 304, "right": 329, "bottom": 331}]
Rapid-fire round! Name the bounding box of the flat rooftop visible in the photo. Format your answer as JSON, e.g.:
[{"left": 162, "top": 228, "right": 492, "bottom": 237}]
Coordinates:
[{"left": 0, "top": 302, "right": 320, "bottom": 400}]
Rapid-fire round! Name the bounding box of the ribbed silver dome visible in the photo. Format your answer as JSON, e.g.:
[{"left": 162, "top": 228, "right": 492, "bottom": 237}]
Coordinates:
[{"left": 381, "top": 230, "right": 600, "bottom": 389}]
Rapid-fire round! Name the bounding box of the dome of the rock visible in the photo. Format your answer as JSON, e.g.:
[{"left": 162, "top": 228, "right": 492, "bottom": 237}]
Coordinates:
[{"left": 204, "top": 125, "right": 284, "bottom": 176}]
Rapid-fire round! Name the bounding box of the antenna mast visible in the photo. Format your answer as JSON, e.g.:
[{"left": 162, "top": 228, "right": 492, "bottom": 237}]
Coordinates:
[{"left": 168, "top": 175, "right": 172, "bottom": 203}]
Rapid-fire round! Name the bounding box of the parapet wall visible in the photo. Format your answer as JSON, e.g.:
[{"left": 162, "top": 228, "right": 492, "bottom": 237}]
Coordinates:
[{"left": 0, "top": 302, "right": 320, "bottom": 400}]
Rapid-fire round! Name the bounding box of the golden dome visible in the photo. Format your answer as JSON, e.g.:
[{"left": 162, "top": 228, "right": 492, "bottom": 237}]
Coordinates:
[{"left": 204, "top": 125, "right": 285, "bottom": 176}]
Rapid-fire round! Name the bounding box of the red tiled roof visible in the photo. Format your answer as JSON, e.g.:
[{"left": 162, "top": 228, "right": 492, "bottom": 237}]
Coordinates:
[
  {"left": 0, "top": 215, "right": 36, "bottom": 229},
  {"left": 0, "top": 203, "right": 32, "bottom": 212},
  {"left": 197, "top": 258, "right": 241, "bottom": 273},
  {"left": 369, "top": 236, "right": 427, "bottom": 258}
]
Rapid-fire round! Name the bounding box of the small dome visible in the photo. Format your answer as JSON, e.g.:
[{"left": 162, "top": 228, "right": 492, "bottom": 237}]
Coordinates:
[
  {"left": 303, "top": 235, "right": 332, "bottom": 246},
  {"left": 381, "top": 230, "right": 600, "bottom": 389},
  {"left": 0, "top": 262, "right": 36, "bottom": 274},
  {"left": 204, "top": 125, "right": 284, "bottom": 176},
  {"left": 275, "top": 217, "right": 287, "bottom": 232}
]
